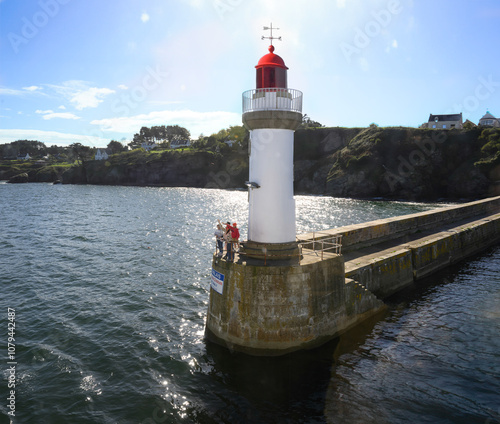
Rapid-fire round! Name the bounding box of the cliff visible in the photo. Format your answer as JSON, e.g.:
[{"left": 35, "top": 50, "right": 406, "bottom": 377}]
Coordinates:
[
  {"left": 2, "top": 127, "right": 499, "bottom": 201},
  {"left": 61, "top": 148, "right": 249, "bottom": 190},
  {"left": 294, "top": 126, "right": 500, "bottom": 200}
]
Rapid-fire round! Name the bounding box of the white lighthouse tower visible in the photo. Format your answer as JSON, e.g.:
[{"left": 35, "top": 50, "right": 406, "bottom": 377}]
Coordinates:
[
  {"left": 242, "top": 25, "right": 303, "bottom": 259},
  {"left": 206, "top": 29, "right": 380, "bottom": 355}
]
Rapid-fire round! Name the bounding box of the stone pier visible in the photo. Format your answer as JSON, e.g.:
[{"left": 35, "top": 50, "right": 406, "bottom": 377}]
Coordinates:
[{"left": 205, "top": 196, "right": 500, "bottom": 356}]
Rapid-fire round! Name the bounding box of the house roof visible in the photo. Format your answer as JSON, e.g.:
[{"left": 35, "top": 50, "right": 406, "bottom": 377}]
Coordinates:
[
  {"left": 95, "top": 149, "right": 111, "bottom": 155},
  {"left": 428, "top": 113, "right": 463, "bottom": 122},
  {"left": 480, "top": 111, "right": 496, "bottom": 120}
]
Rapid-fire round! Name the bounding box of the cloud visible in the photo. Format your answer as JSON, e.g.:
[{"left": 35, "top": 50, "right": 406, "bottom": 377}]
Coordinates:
[
  {"left": 23, "top": 85, "right": 42, "bottom": 91},
  {"left": 49, "top": 81, "right": 115, "bottom": 110},
  {"left": 0, "top": 86, "right": 46, "bottom": 96},
  {"left": 70, "top": 87, "right": 115, "bottom": 110},
  {"left": 141, "top": 12, "right": 150, "bottom": 23},
  {"left": 58, "top": 105, "right": 66, "bottom": 110},
  {"left": 0, "top": 129, "right": 110, "bottom": 147},
  {"left": 148, "top": 100, "right": 184, "bottom": 106},
  {"left": 35, "top": 109, "right": 80, "bottom": 120},
  {"left": 336, "top": 0, "right": 346, "bottom": 8},
  {"left": 91, "top": 109, "right": 241, "bottom": 138},
  {"left": 392, "top": 39, "right": 398, "bottom": 48},
  {"left": 0, "top": 88, "right": 25, "bottom": 95},
  {"left": 42, "top": 112, "right": 80, "bottom": 120},
  {"left": 118, "top": 84, "right": 128, "bottom": 90}
]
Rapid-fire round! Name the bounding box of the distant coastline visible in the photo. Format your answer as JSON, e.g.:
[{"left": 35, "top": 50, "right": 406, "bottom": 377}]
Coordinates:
[{"left": 1, "top": 126, "right": 499, "bottom": 202}]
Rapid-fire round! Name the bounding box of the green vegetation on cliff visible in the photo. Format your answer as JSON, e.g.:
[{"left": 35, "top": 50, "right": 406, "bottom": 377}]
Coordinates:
[
  {"left": 2, "top": 126, "right": 499, "bottom": 201},
  {"left": 321, "top": 126, "right": 499, "bottom": 199},
  {"left": 61, "top": 146, "right": 249, "bottom": 189}
]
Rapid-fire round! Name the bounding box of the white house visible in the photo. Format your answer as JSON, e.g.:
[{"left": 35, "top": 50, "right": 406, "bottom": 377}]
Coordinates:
[
  {"left": 171, "top": 139, "right": 191, "bottom": 148},
  {"left": 94, "top": 149, "right": 109, "bottom": 160},
  {"left": 425, "top": 113, "right": 463, "bottom": 129},
  {"left": 479, "top": 111, "right": 500, "bottom": 127},
  {"left": 141, "top": 142, "right": 157, "bottom": 151},
  {"left": 17, "top": 153, "right": 30, "bottom": 160}
]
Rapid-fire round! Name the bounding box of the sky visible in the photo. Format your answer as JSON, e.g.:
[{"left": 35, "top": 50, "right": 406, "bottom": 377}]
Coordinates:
[{"left": 0, "top": 0, "right": 499, "bottom": 148}]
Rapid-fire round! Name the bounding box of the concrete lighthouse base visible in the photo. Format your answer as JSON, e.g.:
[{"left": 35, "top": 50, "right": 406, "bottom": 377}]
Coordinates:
[{"left": 205, "top": 252, "right": 385, "bottom": 356}]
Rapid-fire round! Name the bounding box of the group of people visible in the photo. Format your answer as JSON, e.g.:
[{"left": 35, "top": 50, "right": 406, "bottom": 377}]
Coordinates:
[{"left": 214, "top": 219, "right": 240, "bottom": 261}]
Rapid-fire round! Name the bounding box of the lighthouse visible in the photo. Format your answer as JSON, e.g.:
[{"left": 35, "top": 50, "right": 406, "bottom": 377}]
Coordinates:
[
  {"left": 206, "top": 27, "right": 354, "bottom": 356},
  {"left": 242, "top": 25, "right": 303, "bottom": 259},
  {"left": 205, "top": 27, "right": 385, "bottom": 356}
]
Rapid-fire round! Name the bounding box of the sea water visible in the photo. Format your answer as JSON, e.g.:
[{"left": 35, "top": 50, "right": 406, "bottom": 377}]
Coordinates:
[{"left": 0, "top": 183, "right": 498, "bottom": 423}]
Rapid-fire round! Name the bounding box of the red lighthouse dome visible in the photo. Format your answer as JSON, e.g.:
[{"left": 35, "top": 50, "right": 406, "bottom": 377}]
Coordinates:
[{"left": 255, "top": 45, "right": 288, "bottom": 89}]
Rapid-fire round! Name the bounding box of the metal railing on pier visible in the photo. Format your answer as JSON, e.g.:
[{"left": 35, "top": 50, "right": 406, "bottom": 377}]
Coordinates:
[
  {"left": 299, "top": 233, "right": 343, "bottom": 261},
  {"left": 214, "top": 232, "right": 342, "bottom": 264},
  {"left": 242, "top": 88, "right": 303, "bottom": 114}
]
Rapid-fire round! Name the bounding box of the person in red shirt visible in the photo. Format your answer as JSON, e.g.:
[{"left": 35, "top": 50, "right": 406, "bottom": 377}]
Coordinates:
[
  {"left": 230, "top": 223, "right": 240, "bottom": 250},
  {"left": 221, "top": 222, "right": 240, "bottom": 261}
]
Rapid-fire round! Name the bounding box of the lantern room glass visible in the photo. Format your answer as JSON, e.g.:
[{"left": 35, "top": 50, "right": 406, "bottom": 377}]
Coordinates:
[{"left": 256, "top": 66, "right": 287, "bottom": 89}]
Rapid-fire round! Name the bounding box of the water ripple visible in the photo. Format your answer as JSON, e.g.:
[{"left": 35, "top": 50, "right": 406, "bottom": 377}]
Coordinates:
[{"left": 0, "top": 184, "right": 497, "bottom": 424}]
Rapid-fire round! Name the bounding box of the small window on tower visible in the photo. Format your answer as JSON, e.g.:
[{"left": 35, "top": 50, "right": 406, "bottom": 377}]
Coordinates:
[
  {"left": 256, "top": 68, "right": 263, "bottom": 89},
  {"left": 268, "top": 68, "right": 275, "bottom": 87},
  {"left": 275, "top": 68, "right": 287, "bottom": 88}
]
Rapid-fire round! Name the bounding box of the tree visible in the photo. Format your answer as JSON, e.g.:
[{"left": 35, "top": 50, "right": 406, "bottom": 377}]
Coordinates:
[
  {"left": 68, "top": 143, "right": 94, "bottom": 183},
  {"left": 1, "top": 143, "right": 18, "bottom": 159},
  {"left": 129, "top": 124, "right": 191, "bottom": 149},
  {"left": 205, "top": 136, "right": 217, "bottom": 149},
  {"left": 211, "top": 125, "right": 248, "bottom": 150},
  {"left": 139, "top": 126, "right": 153, "bottom": 144},
  {"left": 191, "top": 134, "right": 206, "bottom": 149},
  {"left": 128, "top": 133, "right": 143, "bottom": 150},
  {"left": 69, "top": 143, "right": 93, "bottom": 164},
  {"left": 151, "top": 125, "right": 168, "bottom": 144},
  {"left": 107, "top": 140, "right": 127, "bottom": 154},
  {"left": 166, "top": 125, "right": 190, "bottom": 145},
  {"left": 299, "top": 114, "right": 323, "bottom": 129},
  {"left": 0, "top": 139, "right": 47, "bottom": 158}
]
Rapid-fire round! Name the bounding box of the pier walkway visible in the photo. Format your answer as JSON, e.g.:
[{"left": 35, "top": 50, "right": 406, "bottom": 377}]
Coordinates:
[{"left": 298, "top": 196, "right": 500, "bottom": 299}]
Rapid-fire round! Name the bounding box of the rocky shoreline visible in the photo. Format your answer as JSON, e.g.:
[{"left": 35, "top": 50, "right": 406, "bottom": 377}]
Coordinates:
[{"left": 2, "top": 127, "right": 499, "bottom": 201}]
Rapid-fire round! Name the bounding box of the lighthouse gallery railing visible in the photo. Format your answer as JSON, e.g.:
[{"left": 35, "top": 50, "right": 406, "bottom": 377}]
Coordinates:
[{"left": 242, "top": 88, "right": 303, "bottom": 114}]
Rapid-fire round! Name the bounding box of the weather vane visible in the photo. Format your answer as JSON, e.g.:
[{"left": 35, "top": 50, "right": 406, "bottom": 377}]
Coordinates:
[{"left": 261, "top": 23, "right": 281, "bottom": 46}]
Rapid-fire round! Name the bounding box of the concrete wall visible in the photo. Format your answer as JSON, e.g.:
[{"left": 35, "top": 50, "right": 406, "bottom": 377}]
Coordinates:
[
  {"left": 409, "top": 214, "right": 500, "bottom": 280},
  {"left": 206, "top": 254, "right": 384, "bottom": 355},
  {"left": 299, "top": 196, "right": 500, "bottom": 253},
  {"left": 345, "top": 213, "right": 500, "bottom": 298},
  {"left": 345, "top": 248, "right": 414, "bottom": 299}
]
